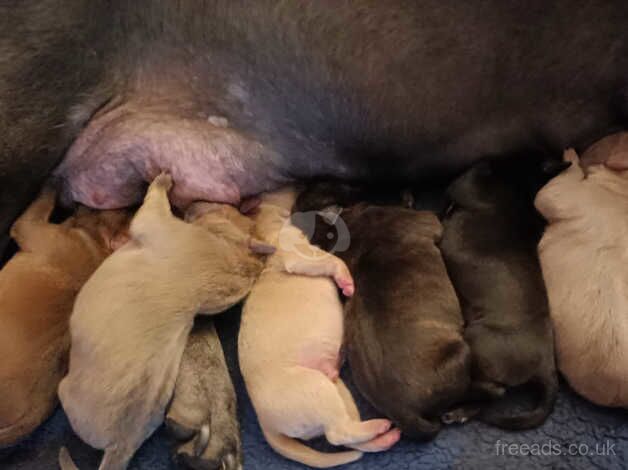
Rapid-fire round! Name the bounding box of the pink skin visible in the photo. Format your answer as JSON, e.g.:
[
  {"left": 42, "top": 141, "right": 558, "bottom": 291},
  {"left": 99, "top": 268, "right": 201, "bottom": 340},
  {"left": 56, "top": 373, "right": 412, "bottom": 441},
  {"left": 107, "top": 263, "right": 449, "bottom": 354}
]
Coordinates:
[
  {"left": 336, "top": 275, "right": 355, "bottom": 297},
  {"left": 356, "top": 428, "right": 402, "bottom": 452},
  {"left": 54, "top": 104, "right": 282, "bottom": 210}
]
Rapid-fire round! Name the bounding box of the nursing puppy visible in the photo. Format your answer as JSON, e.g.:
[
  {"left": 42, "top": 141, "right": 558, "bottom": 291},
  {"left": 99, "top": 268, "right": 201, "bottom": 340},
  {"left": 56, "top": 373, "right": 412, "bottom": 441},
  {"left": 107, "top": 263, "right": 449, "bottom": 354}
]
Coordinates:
[
  {"left": 58, "top": 174, "right": 268, "bottom": 470},
  {"left": 295, "top": 186, "right": 471, "bottom": 440},
  {"left": 439, "top": 155, "right": 563, "bottom": 429},
  {"left": 535, "top": 148, "right": 628, "bottom": 407},
  {"left": 166, "top": 318, "right": 241, "bottom": 470},
  {"left": 239, "top": 187, "right": 400, "bottom": 468},
  {"left": 0, "top": 190, "right": 129, "bottom": 447}
]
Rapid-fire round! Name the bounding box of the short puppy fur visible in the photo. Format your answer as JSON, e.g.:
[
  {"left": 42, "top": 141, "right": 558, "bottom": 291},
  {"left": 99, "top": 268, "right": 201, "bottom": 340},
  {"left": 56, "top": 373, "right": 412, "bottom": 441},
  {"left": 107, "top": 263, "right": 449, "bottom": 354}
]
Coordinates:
[
  {"left": 296, "top": 185, "right": 471, "bottom": 440},
  {"left": 439, "top": 155, "right": 563, "bottom": 429},
  {"left": 239, "top": 187, "right": 400, "bottom": 469},
  {"left": 536, "top": 146, "right": 628, "bottom": 407},
  {"left": 0, "top": 190, "right": 128, "bottom": 447},
  {"left": 58, "top": 174, "right": 267, "bottom": 470},
  {"left": 166, "top": 317, "right": 242, "bottom": 470}
]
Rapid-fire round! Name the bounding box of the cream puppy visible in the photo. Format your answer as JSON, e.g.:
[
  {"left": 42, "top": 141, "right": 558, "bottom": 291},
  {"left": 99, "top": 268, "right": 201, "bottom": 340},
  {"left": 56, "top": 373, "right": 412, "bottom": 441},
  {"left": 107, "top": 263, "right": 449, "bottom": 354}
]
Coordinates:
[
  {"left": 239, "top": 187, "right": 399, "bottom": 469},
  {"left": 535, "top": 148, "right": 628, "bottom": 407},
  {"left": 58, "top": 174, "right": 268, "bottom": 470}
]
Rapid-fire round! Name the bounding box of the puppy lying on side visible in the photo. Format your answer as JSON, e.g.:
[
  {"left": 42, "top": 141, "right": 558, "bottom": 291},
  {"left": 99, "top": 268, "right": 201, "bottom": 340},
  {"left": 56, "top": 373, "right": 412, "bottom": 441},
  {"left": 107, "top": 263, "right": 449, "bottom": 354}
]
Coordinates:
[
  {"left": 0, "top": 189, "right": 128, "bottom": 447},
  {"left": 535, "top": 148, "right": 628, "bottom": 407},
  {"left": 295, "top": 185, "right": 471, "bottom": 440},
  {"left": 439, "top": 155, "right": 564, "bottom": 429},
  {"left": 239, "top": 187, "right": 399, "bottom": 469},
  {"left": 59, "top": 174, "right": 269, "bottom": 470},
  {"left": 166, "top": 317, "right": 242, "bottom": 470}
]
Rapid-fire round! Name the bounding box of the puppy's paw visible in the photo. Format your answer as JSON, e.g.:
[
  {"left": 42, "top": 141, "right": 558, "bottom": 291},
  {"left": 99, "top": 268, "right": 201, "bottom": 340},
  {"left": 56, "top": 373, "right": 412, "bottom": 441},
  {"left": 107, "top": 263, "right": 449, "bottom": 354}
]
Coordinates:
[
  {"left": 152, "top": 172, "right": 173, "bottom": 191},
  {"left": 441, "top": 406, "right": 480, "bottom": 425},
  {"left": 334, "top": 261, "right": 355, "bottom": 297},
  {"left": 170, "top": 420, "right": 242, "bottom": 470}
]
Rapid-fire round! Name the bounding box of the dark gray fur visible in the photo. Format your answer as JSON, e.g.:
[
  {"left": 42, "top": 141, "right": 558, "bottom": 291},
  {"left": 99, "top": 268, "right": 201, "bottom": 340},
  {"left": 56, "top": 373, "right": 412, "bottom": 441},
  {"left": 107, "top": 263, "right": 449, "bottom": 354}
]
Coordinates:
[{"left": 2, "top": 1, "right": 628, "bottom": 255}]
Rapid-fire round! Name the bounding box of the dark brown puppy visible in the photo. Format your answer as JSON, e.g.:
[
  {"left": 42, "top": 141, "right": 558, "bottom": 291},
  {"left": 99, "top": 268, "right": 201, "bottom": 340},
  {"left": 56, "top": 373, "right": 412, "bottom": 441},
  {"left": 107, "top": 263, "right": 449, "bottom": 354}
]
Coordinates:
[
  {"left": 439, "top": 155, "right": 565, "bottom": 430},
  {"left": 295, "top": 189, "right": 470, "bottom": 440}
]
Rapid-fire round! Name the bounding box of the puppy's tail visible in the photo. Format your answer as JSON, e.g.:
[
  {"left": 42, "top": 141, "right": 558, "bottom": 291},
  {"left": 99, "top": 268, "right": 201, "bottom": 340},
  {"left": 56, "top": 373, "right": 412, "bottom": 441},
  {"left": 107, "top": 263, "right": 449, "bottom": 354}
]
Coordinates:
[
  {"left": 261, "top": 425, "right": 362, "bottom": 468},
  {"left": 59, "top": 444, "right": 133, "bottom": 470},
  {"left": 59, "top": 447, "right": 80, "bottom": 470},
  {"left": 480, "top": 372, "right": 558, "bottom": 430}
]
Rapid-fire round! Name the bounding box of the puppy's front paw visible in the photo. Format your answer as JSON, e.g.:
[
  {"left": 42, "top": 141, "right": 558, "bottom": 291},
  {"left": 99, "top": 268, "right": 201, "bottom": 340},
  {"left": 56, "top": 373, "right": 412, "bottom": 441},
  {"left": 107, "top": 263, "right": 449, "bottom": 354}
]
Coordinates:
[
  {"left": 334, "top": 262, "right": 355, "bottom": 297},
  {"left": 170, "top": 420, "right": 242, "bottom": 470}
]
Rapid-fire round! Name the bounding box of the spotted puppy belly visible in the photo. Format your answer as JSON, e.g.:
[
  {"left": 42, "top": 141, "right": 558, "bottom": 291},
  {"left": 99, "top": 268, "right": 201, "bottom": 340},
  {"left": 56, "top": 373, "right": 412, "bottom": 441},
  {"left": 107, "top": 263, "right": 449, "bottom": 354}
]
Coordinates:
[{"left": 55, "top": 104, "right": 278, "bottom": 209}]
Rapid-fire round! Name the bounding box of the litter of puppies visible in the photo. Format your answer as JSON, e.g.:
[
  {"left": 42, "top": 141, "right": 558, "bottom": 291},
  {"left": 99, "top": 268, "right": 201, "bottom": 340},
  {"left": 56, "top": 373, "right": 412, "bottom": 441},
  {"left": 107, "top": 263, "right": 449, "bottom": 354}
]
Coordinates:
[{"left": 2, "top": 133, "right": 628, "bottom": 469}]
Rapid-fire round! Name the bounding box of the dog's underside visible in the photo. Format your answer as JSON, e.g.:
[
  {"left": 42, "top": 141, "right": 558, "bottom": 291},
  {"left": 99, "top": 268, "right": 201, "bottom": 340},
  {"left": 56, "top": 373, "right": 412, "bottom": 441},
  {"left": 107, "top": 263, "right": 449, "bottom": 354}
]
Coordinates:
[{"left": 2, "top": 1, "right": 628, "bottom": 256}]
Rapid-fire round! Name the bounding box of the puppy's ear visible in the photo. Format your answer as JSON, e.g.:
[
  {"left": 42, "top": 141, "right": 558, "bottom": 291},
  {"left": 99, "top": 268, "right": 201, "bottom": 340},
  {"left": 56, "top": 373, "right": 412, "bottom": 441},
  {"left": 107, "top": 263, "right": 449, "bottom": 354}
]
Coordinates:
[
  {"left": 240, "top": 196, "right": 261, "bottom": 214},
  {"left": 184, "top": 202, "right": 225, "bottom": 222},
  {"left": 249, "top": 238, "right": 276, "bottom": 255}
]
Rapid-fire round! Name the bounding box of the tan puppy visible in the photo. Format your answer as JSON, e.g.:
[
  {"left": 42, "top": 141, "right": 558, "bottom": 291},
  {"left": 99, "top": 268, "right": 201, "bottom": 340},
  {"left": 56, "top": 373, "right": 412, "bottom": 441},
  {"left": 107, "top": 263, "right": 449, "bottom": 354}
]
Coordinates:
[
  {"left": 0, "top": 189, "right": 128, "bottom": 447},
  {"left": 535, "top": 148, "right": 628, "bottom": 407},
  {"left": 239, "top": 187, "right": 399, "bottom": 469},
  {"left": 58, "top": 174, "right": 269, "bottom": 470}
]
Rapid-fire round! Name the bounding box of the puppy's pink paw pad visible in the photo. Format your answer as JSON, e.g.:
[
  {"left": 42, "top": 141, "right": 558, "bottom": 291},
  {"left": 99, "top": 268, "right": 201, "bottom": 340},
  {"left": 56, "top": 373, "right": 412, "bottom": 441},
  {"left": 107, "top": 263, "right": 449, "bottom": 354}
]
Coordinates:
[
  {"left": 365, "top": 419, "right": 392, "bottom": 435},
  {"left": 374, "top": 428, "right": 401, "bottom": 450},
  {"left": 336, "top": 277, "right": 355, "bottom": 297}
]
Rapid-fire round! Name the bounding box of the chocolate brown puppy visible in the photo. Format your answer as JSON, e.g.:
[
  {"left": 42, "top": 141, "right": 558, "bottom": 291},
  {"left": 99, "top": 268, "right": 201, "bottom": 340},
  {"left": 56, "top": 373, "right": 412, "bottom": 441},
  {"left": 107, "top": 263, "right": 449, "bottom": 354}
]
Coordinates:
[
  {"left": 0, "top": 189, "right": 129, "bottom": 447},
  {"left": 296, "top": 187, "right": 470, "bottom": 440},
  {"left": 439, "top": 155, "right": 566, "bottom": 429},
  {"left": 166, "top": 318, "right": 241, "bottom": 470}
]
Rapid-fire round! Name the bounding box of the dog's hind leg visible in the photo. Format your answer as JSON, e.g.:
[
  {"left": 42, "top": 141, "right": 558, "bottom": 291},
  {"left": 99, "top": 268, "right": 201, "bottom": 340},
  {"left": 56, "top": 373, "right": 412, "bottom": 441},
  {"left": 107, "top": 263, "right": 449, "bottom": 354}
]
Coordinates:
[{"left": 334, "top": 380, "right": 401, "bottom": 452}]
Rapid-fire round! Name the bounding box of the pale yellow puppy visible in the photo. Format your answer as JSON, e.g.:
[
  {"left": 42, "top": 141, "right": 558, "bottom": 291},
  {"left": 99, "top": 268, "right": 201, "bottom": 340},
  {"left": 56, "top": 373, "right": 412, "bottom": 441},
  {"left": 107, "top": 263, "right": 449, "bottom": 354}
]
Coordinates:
[
  {"left": 535, "top": 149, "right": 628, "bottom": 407},
  {"left": 239, "top": 187, "right": 398, "bottom": 469},
  {"left": 58, "top": 174, "right": 268, "bottom": 470}
]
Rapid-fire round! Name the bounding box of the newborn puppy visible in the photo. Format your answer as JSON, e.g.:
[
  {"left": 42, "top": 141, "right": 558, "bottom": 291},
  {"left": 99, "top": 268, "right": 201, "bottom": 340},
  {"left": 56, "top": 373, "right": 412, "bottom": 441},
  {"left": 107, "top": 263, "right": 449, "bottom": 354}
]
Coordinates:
[
  {"left": 295, "top": 187, "right": 471, "bottom": 440},
  {"left": 239, "top": 187, "right": 400, "bottom": 468},
  {"left": 58, "top": 174, "right": 268, "bottom": 470},
  {"left": 439, "top": 155, "right": 565, "bottom": 429},
  {"left": 166, "top": 318, "right": 241, "bottom": 470},
  {"left": 0, "top": 189, "right": 129, "bottom": 447},
  {"left": 535, "top": 148, "right": 628, "bottom": 407}
]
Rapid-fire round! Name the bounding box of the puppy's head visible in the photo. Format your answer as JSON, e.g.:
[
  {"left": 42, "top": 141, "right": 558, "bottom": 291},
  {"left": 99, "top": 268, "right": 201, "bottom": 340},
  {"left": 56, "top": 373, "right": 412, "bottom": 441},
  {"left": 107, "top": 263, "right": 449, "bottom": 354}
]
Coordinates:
[
  {"left": 295, "top": 180, "right": 411, "bottom": 213},
  {"left": 185, "top": 201, "right": 253, "bottom": 233},
  {"left": 447, "top": 155, "right": 569, "bottom": 211},
  {"left": 185, "top": 202, "right": 275, "bottom": 255},
  {"left": 295, "top": 181, "right": 367, "bottom": 212},
  {"left": 71, "top": 207, "right": 133, "bottom": 252}
]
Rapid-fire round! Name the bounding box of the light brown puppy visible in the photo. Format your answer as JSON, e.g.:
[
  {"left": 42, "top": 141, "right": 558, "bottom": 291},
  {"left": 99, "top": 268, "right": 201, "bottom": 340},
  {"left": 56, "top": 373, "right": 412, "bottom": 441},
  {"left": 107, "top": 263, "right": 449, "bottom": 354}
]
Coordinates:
[
  {"left": 58, "top": 174, "right": 269, "bottom": 470},
  {"left": 535, "top": 148, "right": 628, "bottom": 407},
  {"left": 239, "top": 187, "right": 399, "bottom": 469},
  {"left": 0, "top": 189, "right": 129, "bottom": 447}
]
